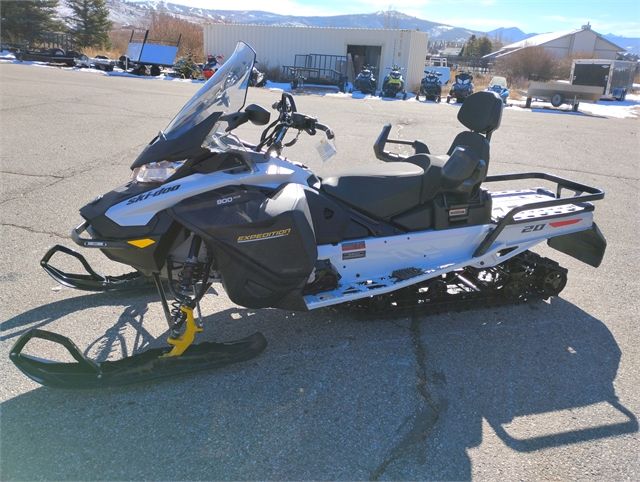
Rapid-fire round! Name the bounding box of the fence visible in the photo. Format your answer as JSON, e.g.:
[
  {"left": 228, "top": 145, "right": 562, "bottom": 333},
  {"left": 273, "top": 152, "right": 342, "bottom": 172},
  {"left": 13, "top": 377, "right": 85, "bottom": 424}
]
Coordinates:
[
  {"left": 441, "top": 56, "right": 495, "bottom": 75},
  {"left": 33, "top": 32, "right": 76, "bottom": 51}
]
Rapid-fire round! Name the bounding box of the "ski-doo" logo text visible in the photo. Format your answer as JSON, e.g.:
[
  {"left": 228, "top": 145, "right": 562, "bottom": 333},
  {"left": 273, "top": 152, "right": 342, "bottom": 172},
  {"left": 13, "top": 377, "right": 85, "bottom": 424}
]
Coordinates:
[
  {"left": 237, "top": 228, "right": 292, "bottom": 243},
  {"left": 126, "top": 185, "right": 181, "bottom": 205}
]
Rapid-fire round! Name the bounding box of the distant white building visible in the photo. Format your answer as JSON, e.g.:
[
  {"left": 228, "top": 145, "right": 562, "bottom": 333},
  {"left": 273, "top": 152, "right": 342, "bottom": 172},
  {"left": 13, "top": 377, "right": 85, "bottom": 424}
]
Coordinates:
[
  {"left": 203, "top": 23, "right": 428, "bottom": 91},
  {"left": 484, "top": 24, "right": 624, "bottom": 60}
]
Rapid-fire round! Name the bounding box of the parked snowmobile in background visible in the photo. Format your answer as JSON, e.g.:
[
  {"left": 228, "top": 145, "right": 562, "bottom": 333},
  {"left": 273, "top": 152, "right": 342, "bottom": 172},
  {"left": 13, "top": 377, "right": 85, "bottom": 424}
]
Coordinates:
[
  {"left": 418, "top": 70, "right": 442, "bottom": 102},
  {"left": 12, "top": 42, "right": 607, "bottom": 389},
  {"left": 354, "top": 65, "right": 377, "bottom": 95},
  {"left": 486, "top": 75, "right": 509, "bottom": 104},
  {"left": 381, "top": 65, "right": 407, "bottom": 100},
  {"left": 447, "top": 72, "right": 474, "bottom": 103}
]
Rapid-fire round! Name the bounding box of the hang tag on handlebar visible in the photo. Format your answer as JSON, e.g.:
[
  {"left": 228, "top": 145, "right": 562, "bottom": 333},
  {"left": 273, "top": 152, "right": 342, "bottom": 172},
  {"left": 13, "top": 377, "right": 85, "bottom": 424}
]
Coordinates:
[{"left": 316, "top": 137, "right": 337, "bottom": 162}]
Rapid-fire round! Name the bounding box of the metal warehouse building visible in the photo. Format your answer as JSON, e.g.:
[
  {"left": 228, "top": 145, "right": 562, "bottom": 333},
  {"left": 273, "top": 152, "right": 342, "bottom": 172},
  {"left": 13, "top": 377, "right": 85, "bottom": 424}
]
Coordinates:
[
  {"left": 203, "top": 24, "right": 428, "bottom": 91},
  {"left": 484, "top": 24, "right": 624, "bottom": 60}
]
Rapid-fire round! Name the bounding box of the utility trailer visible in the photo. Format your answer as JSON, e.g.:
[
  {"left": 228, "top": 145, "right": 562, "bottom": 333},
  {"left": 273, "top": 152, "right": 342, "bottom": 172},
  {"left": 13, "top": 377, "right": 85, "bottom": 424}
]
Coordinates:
[
  {"left": 425, "top": 57, "right": 451, "bottom": 84},
  {"left": 14, "top": 48, "right": 80, "bottom": 66},
  {"left": 282, "top": 53, "right": 348, "bottom": 92},
  {"left": 571, "top": 59, "right": 636, "bottom": 101},
  {"left": 124, "top": 29, "right": 181, "bottom": 76},
  {"left": 525, "top": 81, "right": 602, "bottom": 112}
]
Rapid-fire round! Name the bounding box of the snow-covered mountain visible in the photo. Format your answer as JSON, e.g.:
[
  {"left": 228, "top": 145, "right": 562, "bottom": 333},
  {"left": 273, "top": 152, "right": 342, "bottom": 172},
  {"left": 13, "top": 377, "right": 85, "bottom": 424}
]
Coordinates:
[
  {"left": 87, "top": 1, "right": 483, "bottom": 41},
  {"left": 485, "top": 27, "right": 535, "bottom": 44},
  {"left": 59, "top": 0, "right": 639, "bottom": 53}
]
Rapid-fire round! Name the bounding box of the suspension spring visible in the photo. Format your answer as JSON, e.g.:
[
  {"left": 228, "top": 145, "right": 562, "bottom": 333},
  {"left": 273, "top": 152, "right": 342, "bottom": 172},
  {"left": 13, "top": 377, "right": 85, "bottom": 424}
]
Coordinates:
[{"left": 168, "top": 235, "right": 204, "bottom": 331}]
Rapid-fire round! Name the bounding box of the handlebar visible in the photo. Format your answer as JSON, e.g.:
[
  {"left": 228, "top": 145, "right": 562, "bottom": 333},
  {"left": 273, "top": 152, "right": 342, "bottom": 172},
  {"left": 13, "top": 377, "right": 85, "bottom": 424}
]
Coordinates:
[{"left": 257, "top": 93, "right": 334, "bottom": 154}]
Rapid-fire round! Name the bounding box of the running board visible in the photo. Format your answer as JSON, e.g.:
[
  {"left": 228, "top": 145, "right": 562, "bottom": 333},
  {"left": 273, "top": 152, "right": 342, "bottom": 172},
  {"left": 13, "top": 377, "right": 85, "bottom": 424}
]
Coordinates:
[{"left": 305, "top": 259, "right": 479, "bottom": 310}]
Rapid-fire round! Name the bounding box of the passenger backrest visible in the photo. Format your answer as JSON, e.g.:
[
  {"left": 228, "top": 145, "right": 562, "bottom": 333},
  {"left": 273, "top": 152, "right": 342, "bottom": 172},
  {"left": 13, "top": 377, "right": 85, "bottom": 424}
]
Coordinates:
[
  {"left": 448, "top": 91, "right": 503, "bottom": 165},
  {"left": 457, "top": 91, "right": 503, "bottom": 135},
  {"left": 447, "top": 131, "right": 490, "bottom": 162}
]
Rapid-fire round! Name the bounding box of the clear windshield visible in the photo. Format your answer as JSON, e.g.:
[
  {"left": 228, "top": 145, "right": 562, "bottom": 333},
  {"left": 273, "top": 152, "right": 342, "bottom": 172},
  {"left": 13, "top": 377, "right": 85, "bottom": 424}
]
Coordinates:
[
  {"left": 489, "top": 76, "right": 508, "bottom": 88},
  {"left": 162, "top": 42, "right": 255, "bottom": 141}
]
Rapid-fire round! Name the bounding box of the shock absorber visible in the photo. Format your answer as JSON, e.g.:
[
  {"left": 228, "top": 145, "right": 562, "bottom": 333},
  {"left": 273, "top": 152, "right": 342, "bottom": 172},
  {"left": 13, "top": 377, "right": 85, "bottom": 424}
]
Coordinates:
[
  {"left": 162, "top": 235, "right": 207, "bottom": 357},
  {"left": 169, "top": 235, "right": 203, "bottom": 333}
]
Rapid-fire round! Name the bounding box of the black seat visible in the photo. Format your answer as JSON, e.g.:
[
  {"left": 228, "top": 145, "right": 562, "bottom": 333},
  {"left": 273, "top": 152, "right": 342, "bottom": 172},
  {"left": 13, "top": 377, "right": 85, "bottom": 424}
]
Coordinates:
[
  {"left": 323, "top": 92, "right": 503, "bottom": 221},
  {"left": 322, "top": 162, "right": 424, "bottom": 219},
  {"left": 322, "top": 147, "right": 485, "bottom": 220},
  {"left": 406, "top": 147, "right": 488, "bottom": 202}
]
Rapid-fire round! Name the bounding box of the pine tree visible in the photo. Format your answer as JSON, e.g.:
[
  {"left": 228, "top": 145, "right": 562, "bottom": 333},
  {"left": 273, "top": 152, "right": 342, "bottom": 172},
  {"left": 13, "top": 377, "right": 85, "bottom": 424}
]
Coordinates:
[
  {"left": 461, "top": 35, "right": 477, "bottom": 57},
  {"left": 0, "top": 0, "right": 63, "bottom": 45},
  {"left": 66, "top": 0, "right": 111, "bottom": 48},
  {"left": 476, "top": 36, "right": 494, "bottom": 58}
]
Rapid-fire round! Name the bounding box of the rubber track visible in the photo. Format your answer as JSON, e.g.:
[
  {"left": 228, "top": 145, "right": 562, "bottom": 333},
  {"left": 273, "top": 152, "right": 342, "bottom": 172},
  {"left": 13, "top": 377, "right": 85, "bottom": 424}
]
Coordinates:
[{"left": 340, "top": 251, "right": 568, "bottom": 319}]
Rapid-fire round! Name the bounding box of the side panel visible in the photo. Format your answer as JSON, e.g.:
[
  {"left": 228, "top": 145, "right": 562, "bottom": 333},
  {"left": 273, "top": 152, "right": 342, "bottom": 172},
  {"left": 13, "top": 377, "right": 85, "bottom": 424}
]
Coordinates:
[{"left": 170, "top": 184, "right": 317, "bottom": 310}]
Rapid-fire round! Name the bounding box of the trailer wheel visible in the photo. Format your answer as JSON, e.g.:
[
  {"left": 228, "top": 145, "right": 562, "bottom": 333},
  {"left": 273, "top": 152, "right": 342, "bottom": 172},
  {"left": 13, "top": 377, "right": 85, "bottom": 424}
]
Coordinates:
[{"left": 550, "top": 93, "right": 564, "bottom": 107}]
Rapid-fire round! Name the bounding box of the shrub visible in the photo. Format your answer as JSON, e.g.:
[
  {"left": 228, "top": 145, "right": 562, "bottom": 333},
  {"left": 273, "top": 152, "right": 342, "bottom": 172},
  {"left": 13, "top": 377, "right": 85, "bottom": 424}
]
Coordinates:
[
  {"left": 495, "top": 46, "right": 564, "bottom": 83},
  {"left": 146, "top": 12, "right": 203, "bottom": 62}
]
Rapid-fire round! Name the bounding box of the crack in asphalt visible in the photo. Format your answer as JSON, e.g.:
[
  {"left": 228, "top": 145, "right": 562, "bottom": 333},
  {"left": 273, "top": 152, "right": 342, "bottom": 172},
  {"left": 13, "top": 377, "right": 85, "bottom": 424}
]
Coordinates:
[
  {"left": 0, "top": 171, "right": 66, "bottom": 179},
  {"left": 0, "top": 222, "right": 66, "bottom": 239},
  {"left": 369, "top": 317, "right": 442, "bottom": 480},
  {"left": 0, "top": 176, "right": 67, "bottom": 207},
  {"left": 0, "top": 143, "right": 142, "bottom": 207}
]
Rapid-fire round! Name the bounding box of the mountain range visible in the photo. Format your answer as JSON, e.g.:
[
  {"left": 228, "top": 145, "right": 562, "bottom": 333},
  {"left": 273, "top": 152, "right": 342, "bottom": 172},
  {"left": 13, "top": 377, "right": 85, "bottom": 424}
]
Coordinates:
[{"left": 73, "top": 0, "right": 638, "bottom": 53}]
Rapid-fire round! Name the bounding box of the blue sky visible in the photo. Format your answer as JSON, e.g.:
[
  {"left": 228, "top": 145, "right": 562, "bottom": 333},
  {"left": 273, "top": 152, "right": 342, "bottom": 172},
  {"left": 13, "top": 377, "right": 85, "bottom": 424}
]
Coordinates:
[{"left": 154, "top": 0, "right": 640, "bottom": 36}]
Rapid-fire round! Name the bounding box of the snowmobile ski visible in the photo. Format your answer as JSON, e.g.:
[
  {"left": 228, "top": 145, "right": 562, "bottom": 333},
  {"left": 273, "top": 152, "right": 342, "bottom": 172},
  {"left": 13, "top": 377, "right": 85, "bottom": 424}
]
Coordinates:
[{"left": 10, "top": 328, "right": 267, "bottom": 389}]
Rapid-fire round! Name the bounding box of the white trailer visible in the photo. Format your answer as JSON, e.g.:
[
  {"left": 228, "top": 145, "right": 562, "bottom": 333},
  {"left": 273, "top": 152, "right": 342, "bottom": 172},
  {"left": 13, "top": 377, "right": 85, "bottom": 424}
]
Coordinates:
[
  {"left": 571, "top": 59, "right": 636, "bottom": 101},
  {"left": 525, "top": 81, "right": 602, "bottom": 111}
]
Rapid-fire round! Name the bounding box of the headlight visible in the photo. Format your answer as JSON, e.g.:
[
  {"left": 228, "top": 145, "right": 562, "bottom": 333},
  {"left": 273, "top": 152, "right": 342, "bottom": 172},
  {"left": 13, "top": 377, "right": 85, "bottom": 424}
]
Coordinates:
[{"left": 131, "top": 160, "right": 185, "bottom": 183}]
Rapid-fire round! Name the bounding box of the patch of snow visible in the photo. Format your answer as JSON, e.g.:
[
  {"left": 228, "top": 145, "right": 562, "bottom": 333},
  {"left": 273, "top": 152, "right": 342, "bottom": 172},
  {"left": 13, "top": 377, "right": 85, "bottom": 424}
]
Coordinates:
[
  {"left": 508, "top": 96, "right": 639, "bottom": 119},
  {"left": 0, "top": 50, "right": 15, "bottom": 59},
  {"left": 3, "top": 60, "right": 638, "bottom": 118}
]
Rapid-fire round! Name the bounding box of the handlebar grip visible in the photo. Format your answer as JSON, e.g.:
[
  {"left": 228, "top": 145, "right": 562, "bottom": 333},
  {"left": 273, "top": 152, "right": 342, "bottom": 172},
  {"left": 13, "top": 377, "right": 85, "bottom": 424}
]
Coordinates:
[
  {"left": 373, "top": 124, "right": 392, "bottom": 160},
  {"left": 315, "top": 122, "right": 334, "bottom": 139}
]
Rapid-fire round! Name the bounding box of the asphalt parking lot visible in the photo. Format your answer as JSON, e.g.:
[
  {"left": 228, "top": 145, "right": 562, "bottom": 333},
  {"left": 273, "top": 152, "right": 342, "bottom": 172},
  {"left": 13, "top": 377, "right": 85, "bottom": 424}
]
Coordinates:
[{"left": 1, "top": 63, "right": 639, "bottom": 480}]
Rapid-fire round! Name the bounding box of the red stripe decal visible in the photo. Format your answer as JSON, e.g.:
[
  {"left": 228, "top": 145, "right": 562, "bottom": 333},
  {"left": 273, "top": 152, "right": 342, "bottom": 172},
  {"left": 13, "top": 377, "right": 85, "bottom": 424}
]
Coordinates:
[
  {"left": 342, "top": 241, "right": 366, "bottom": 251},
  {"left": 550, "top": 219, "right": 581, "bottom": 228}
]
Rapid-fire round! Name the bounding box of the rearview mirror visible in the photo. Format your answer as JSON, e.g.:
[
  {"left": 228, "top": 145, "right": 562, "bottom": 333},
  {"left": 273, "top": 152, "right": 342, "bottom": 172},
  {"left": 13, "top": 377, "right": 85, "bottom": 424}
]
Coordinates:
[
  {"left": 220, "top": 104, "right": 270, "bottom": 131},
  {"left": 245, "top": 104, "right": 270, "bottom": 126}
]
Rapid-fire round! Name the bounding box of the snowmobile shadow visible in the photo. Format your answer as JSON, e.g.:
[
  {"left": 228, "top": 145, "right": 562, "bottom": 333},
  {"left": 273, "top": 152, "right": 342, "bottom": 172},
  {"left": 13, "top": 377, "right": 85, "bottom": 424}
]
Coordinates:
[
  {"left": 383, "top": 297, "right": 638, "bottom": 480},
  {"left": 0, "top": 297, "right": 637, "bottom": 480},
  {"left": 0, "top": 287, "right": 157, "bottom": 346}
]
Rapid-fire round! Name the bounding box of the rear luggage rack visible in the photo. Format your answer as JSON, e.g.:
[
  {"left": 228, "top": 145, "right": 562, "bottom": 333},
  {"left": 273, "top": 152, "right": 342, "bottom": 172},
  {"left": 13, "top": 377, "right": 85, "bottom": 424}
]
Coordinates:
[{"left": 475, "top": 172, "right": 604, "bottom": 257}]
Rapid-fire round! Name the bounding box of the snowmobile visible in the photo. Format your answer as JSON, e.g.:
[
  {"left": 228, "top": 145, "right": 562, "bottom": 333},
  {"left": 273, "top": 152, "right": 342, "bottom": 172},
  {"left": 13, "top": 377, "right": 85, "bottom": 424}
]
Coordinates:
[
  {"left": 11, "top": 42, "right": 607, "bottom": 389},
  {"left": 447, "top": 72, "right": 474, "bottom": 103},
  {"left": 486, "top": 76, "right": 509, "bottom": 105},
  {"left": 381, "top": 65, "right": 407, "bottom": 100},
  {"left": 418, "top": 70, "right": 442, "bottom": 102},
  {"left": 354, "top": 65, "right": 377, "bottom": 95}
]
